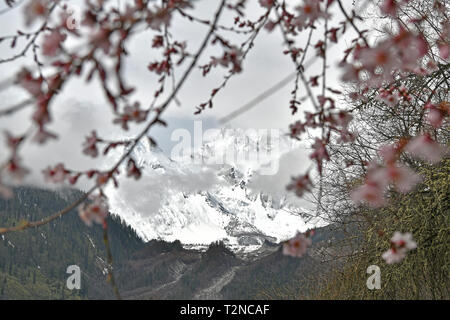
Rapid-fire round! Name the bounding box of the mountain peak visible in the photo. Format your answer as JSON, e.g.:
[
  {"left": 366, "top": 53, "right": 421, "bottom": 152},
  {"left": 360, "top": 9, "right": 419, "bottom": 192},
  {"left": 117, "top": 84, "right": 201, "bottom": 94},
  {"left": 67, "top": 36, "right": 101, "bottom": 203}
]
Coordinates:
[{"left": 107, "top": 129, "right": 316, "bottom": 253}]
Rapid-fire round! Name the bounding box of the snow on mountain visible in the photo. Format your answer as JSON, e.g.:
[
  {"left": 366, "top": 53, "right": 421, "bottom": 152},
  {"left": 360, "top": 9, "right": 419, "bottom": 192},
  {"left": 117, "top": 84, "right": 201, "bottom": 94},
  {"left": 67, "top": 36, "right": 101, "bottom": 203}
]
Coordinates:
[{"left": 106, "top": 128, "right": 322, "bottom": 252}]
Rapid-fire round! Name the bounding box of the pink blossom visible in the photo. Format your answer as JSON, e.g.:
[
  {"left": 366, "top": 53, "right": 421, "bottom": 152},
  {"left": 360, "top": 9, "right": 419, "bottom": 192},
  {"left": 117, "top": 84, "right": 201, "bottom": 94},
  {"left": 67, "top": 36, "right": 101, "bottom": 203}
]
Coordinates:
[
  {"left": 147, "top": 7, "right": 172, "bottom": 31},
  {"left": 211, "top": 47, "right": 243, "bottom": 74},
  {"left": 17, "top": 68, "right": 43, "bottom": 97},
  {"left": 23, "top": 0, "right": 49, "bottom": 27},
  {"left": 4, "top": 131, "right": 23, "bottom": 152},
  {"left": 379, "top": 144, "right": 398, "bottom": 164},
  {"left": 282, "top": 233, "right": 312, "bottom": 258},
  {"left": 96, "top": 172, "right": 110, "bottom": 186},
  {"left": 351, "top": 181, "right": 386, "bottom": 207},
  {"left": 68, "top": 174, "right": 81, "bottom": 185},
  {"left": 362, "top": 162, "right": 421, "bottom": 195},
  {"left": 295, "top": 0, "right": 328, "bottom": 29},
  {"left": 337, "top": 111, "right": 353, "bottom": 128},
  {"left": 382, "top": 232, "right": 417, "bottom": 264},
  {"left": 289, "top": 121, "right": 306, "bottom": 138},
  {"left": 310, "top": 139, "right": 329, "bottom": 161},
  {"left": 90, "top": 28, "right": 112, "bottom": 54},
  {"left": 33, "top": 128, "right": 58, "bottom": 144},
  {"left": 78, "top": 196, "right": 109, "bottom": 227},
  {"left": 382, "top": 248, "right": 406, "bottom": 264},
  {"left": 340, "top": 63, "right": 361, "bottom": 83},
  {"left": 310, "top": 139, "right": 330, "bottom": 173},
  {"left": 393, "top": 29, "right": 428, "bottom": 68},
  {"left": 336, "top": 129, "right": 356, "bottom": 144},
  {"left": 42, "top": 30, "right": 67, "bottom": 56},
  {"left": 113, "top": 104, "right": 147, "bottom": 130},
  {"left": 376, "top": 89, "right": 398, "bottom": 107},
  {"left": 385, "top": 165, "right": 422, "bottom": 193},
  {"left": 82, "top": 131, "right": 100, "bottom": 158},
  {"left": 126, "top": 159, "right": 141, "bottom": 180},
  {"left": 32, "top": 96, "right": 51, "bottom": 126},
  {"left": 391, "top": 231, "right": 417, "bottom": 250},
  {"left": 304, "top": 112, "right": 317, "bottom": 128},
  {"left": 259, "top": 0, "right": 274, "bottom": 8},
  {"left": 5, "top": 157, "right": 29, "bottom": 182},
  {"left": 425, "top": 104, "right": 445, "bottom": 128},
  {"left": 438, "top": 42, "right": 449, "bottom": 60},
  {"left": 42, "top": 163, "right": 68, "bottom": 183},
  {"left": 287, "top": 174, "right": 313, "bottom": 197},
  {"left": 405, "top": 135, "right": 448, "bottom": 164},
  {"left": 332, "top": 111, "right": 353, "bottom": 128},
  {"left": 380, "top": 0, "right": 398, "bottom": 16},
  {"left": 359, "top": 42, "right": 397, "bottom": 77}
]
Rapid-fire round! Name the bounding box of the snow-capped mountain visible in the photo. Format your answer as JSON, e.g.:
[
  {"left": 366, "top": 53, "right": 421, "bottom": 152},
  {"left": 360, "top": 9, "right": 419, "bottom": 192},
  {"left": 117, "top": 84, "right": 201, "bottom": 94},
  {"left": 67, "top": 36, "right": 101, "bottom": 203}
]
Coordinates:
[{"left": 106, "top": 128, "right": 321, "bottom": 252}]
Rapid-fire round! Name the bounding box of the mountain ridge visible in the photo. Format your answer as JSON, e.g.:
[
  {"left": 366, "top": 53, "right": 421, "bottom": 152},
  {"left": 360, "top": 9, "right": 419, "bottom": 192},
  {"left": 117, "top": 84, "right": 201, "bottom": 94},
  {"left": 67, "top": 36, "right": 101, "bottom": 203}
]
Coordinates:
[{"left": 106, "top": 132, "right": 321, "bottom": 251}]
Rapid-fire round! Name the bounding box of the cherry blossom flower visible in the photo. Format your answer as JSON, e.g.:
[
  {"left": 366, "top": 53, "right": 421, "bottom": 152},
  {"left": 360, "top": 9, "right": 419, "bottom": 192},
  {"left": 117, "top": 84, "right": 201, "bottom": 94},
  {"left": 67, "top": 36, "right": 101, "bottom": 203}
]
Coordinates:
[
  {"left": 32, "top": 96, "right": 51, "bottom": 126},
  {"left": 359, "top": 42, "right": 397, "bottom": 77},
  {"left": 147, "top": 7, "right": 172, "bottom": 31},
  {"left": 382, "top": 232, "right": 417, "bottom": 264},
  {"left": 17, "top": 68, "right": 43, "bottom": 97},
  {"left": 425, "top": 103, "right": 445, "bottom": 128},
  {"left": 333, "top": 111, "right": 353, "bottom": 128},
  {"left": 152, "top": 35, "right": 164, "bottom": 48},
  {"left": 353, "top": 157, "right": 421, "bottom": 206},
  {"left": 68, "top": 174, "right": 81, "bottom": 185},
  {"left": 379, "top": 144, "right": 398, "bottom": 164},
  {"left": 336, "top": 130, "right": 355, "bottom": 144},
  {"left": 310, "top": 139, "right": 330, "bottom": 174},
  {"left": 351, "top": 180, "right": 386, "bottom": 207},
  {"left": 259, "top": 0, "right": 275, "bottom": 8},
  {"left": 289, "top": 120, "right": 306, "bottom": 138},
  {"left": 391, "top": 231, "right": 417, "bottom": 250},
  {"left": 283, "top": 232, "right": 312, "bottom": 258},
  {"left": 96, "top": 172, "right": 110, "bottom": 186},
  {"left": 23, "top": 0, "right": 49, "bottom": 27},
  {"left": 384, "top": 165, "right": 422, "bottom": 193},
  {"left": 287, "top": 173, "right": 313, "bottom": 197},
  {"left": 42, "top": 163, "right": 68, "bottom": 183},
  {"left": 211, "top": 47, "right": 243, "bottom": 74},
  {"left": 328, "top": 27, "right": 339, "bottom": 43},
  {"left": 82, "top": 131, "right": 100, "bottom": 158},
  {"left": 438, "top": 42, "right": 449, "bottom": 60},
  {"left": 90, "top": 28, "right": 112, "bottom": 54},
  {"left": 382, "top": 247, "right": 406, "bottom": 264},
  {"left": 126, "top": 159, "right": 141, "bottom": 180},
  {"left": 405, "top": 134, "right": 448, "bottom": 164},
  {"left": 32, "top": 128, "right": 58, "bottom": 144},
  {"left": 389, "top": 28, "right": 428, "bottom": 71},
  {"left": 376, "top": 89, "right": 398, "bottom": 107},
  {"left": 4, "top": 131, "right": 24, "bottom": 153},
  {"left": 380, "top": 0, "right": 398, "bottom": 16},
  {"left": 42, "top": 30, "right": 67, "bottom": 57},
  {"left": 78, "top": 196, "right": 109, "bottom": 227},
  {"left": 295, "top": 0, "right": 328, "bottom": 29},
  {"left": 113, "top": 104, "right": 147, "bottom": 130},
  {"left": 340, "top": 63, "right": 361, "bottom": 83},
  {"left": 5, "top": 156, "right": 30, "bottom": 182},
  {"left": 304, "top": 112, "right": 318, "bottom": 128}
]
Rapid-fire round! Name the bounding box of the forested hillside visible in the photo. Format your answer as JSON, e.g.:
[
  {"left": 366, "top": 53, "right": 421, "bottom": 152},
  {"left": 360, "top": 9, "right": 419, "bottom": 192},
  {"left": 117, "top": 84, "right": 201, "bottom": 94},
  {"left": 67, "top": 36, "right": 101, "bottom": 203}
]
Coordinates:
[
  {"left": 314, "top": 160, "right": 450, "bottom": 299},
  {"left": 0, "top": 187, "right": 144, "bottom": 299}
]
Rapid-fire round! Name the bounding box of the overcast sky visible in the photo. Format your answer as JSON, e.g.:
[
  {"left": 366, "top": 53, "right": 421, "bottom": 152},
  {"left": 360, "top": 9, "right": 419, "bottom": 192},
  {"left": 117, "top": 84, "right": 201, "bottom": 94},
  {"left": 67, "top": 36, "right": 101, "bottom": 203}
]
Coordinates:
[{"left": 0, "top": 0, "right": 367, "bottom": 239}]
